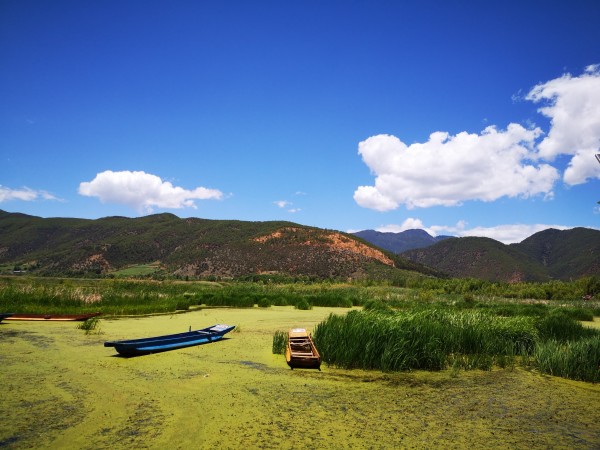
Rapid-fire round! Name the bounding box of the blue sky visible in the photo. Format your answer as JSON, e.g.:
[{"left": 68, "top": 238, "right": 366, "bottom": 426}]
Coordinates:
[{"left": 1, "top": 1, "right": 599, "bottom": 244}]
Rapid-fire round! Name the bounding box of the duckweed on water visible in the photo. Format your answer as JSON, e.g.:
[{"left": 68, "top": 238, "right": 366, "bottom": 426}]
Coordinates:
[{"left": 1, "top": 306, "right": 599, "bottom": 449}]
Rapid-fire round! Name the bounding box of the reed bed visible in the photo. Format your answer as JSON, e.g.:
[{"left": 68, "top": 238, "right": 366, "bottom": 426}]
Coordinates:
[
  {"left": 535, "top": 336, "right": 600, "bottom": 382},
  {"left": 312, "top": 309, "right": 600, "bottom": 382},
  {"left": 2, "top": 276, "right": 597, "bottom": 316},
  {"left": 0, "top": 278, "right": 359, "bottom": 314},
  {"left": 313, "top": 310, "right": 536, "bottom": 371},
  {"left": 0, "top": 277, "right": 212, "bottom": 315}
]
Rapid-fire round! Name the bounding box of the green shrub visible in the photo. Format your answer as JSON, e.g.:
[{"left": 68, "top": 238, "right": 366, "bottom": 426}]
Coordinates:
[
  {"left": 257, "top": 297, "right": 271, "bottom": 308},
  {"left": 295, "top": 299, "right": 312, "bottom": 310},
  {"left": 175, "top": 299, "right": 192, "bottom": 310},
  {"left": 462, "top": 293, "right": 476, "bottom": 305}
]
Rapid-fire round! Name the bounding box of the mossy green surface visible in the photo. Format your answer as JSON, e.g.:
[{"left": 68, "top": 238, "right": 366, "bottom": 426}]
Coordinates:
[{"left": 1, "top": 307, "right": 599, "bottom": 449}]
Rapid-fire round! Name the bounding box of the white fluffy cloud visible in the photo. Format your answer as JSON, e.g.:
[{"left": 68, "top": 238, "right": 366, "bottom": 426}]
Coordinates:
[
  {"left": 376, "top": 218, "right": 576, "bottom": 244},
  {"left": 0, "top": 186, "right": 58, "bottom": 203},
  {"left": 377, "top": 218, "right": 427, "bottom": 233},
  {"left": 526, "top": 64, "right": 600, "bottom": 185},
  {"left": 355, "top": 125, "right": 558, "bottom": 210},
  {"left": 355, "top": 66, "right": 600, "bottom": 211},
  {"left": 78, "top": 170, "right": 223, "bottom": 213},
  {"left": 428, "top": 222, "right": 572, "bottom": 244}
]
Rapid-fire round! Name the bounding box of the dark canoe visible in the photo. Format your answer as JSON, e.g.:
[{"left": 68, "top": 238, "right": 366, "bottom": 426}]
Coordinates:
[
  {"left": 5, "top": 312, "right": 101, "bottom": 322},
  {"left": 285, "top": 328, "right": 321, "bottom": 370},
  {"left": 0, "top": 313, "right": 14, "bottom": 323},
  {"left": 104, "top": 324, "right": 235, "bottom": 356}
]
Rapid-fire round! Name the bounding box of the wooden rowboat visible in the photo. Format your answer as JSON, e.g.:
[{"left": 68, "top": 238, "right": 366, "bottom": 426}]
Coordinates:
[
  {"left": 104, "top": 324, "right": 235, "bottom": 356},
  {"left": 4, "top": 312, "right": 101, "bottom": 322},
  {"left": 285, "top": 328, "right": 321, "bottom": 370}
]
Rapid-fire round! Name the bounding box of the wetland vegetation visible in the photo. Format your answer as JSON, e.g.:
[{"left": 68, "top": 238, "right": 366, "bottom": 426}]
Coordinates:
[
  {"left": 312, "top": 308, "right": 600, "bottom": 382},
  {"left": 1, "top": 274, "right": 598, "bottom": 314},
  {"left": 1, "top": 275, "right": 599, "bottom": 448}
]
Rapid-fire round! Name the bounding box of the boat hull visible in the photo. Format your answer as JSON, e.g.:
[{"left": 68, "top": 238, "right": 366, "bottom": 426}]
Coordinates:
[
  {"left": 104, "top": 324, "right": 235, "bottom": 356},
  {"left": 285, "top": 328, "right": 321, "bottom": 370},
  {"left": 0, "top": 313, "right": 14, "bottom": 323},
  {"left": 4, "top": 312, "right": 101, "bottom": 322}
]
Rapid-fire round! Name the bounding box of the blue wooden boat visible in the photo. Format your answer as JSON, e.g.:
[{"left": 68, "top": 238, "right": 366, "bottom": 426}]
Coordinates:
[
  {"left": 104, "top": 324, "right": 235, "bottom": 356},
  {"left": 0, "top": 313, "right": 14, "bottom": 323}
]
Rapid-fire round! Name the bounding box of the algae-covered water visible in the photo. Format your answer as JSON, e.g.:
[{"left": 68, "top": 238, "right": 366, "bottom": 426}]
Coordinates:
[{"left": 1, "top": 306, "right": 599, "bottom": 449}]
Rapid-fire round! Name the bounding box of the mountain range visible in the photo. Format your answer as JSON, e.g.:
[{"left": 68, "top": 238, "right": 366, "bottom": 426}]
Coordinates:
[
  {"left": 0, "top": 210, "right": 432, "bottom": 280},
  {"left": 355, "top": 228, "right": 599, "bottom": 282},
  {"left": 0, "top": 209, "right": 597, "bottom": 282}
]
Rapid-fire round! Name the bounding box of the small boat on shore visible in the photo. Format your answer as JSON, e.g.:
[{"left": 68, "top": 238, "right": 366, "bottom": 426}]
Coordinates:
[
  {"left": 0, "top": 313, "right": 14, "bottom": 323},
  {"left": 285, "top": 328, "right": 321, "bottom": 370},
  {"left": 4, "top": 312, "right": 101, "bottom": 322},
  {"left": 104, "top": 324, "right": 235, "bottom": 356}
]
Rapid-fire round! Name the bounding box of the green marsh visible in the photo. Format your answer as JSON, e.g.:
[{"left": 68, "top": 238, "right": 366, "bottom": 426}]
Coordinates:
[{"left": 1, "top": 306, "right": 599, "bottom": 449}]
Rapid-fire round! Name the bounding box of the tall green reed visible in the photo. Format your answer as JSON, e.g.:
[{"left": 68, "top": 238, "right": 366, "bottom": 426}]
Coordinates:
[
  {"left": 272, "top": 330, "right": 288, "bottom": 354},
  {"left": 535, "top": 336, "right": 600, "bottom": 382},
  {"left": 313, "top": 309, "right": 537, "bottom": 372}
]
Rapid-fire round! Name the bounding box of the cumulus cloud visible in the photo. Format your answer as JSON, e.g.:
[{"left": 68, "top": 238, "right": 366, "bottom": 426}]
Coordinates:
[
  {"left": 429, "top": 222, "right": 572, "bottom": 244},
  {"left": 375, "top": 218, "right": 577, "bottom": 244},
  {"left": 78, "top": 170, "right": 223, "bottom": 213},
  {"left": 355, "top": 125, "right": 557, "bottom": 210},
  {"left": 0, "top": 185, "right": 59, "bottom": 203},
  {"left": 355, "top": 66, "right": 600, "bottom": 211},
  {"left": 526, "top": 64, "right": 600, "bottom": 185},
  {"left": 376, "top": 218, "right": 427, "bottom": 233}
]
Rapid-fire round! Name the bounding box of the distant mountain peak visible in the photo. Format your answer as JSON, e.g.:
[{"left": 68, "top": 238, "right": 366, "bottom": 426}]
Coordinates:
[{"left": 352, "top": 229, "right": 454, "bottom": 254}]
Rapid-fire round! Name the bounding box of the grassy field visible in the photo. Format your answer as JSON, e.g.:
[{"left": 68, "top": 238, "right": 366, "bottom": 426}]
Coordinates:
[{"left": 1, "top": 306, "right": 599, "bottom": 449}]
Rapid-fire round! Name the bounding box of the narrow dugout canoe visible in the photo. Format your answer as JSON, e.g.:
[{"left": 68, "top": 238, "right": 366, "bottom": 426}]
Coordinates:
[
  {"left": 104, "top": 324, "right": 235, "bottom": 356},
  {"left": 5, "top": 312, "right": 101, "bottom": 322},
  {"left": 285, "top": 328, "right": 321, "bottom": 370},
  {"left": 0, "top": 313, "right": 14, "bottom": 323}
]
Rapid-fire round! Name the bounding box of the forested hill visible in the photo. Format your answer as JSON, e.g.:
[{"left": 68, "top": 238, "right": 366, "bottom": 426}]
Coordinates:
[
  {"left": 400, "top": 227, "right": 600, "bottom": 282},
  {"left": 0, "top": 210, "right": 433, "bottom": 279}
]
